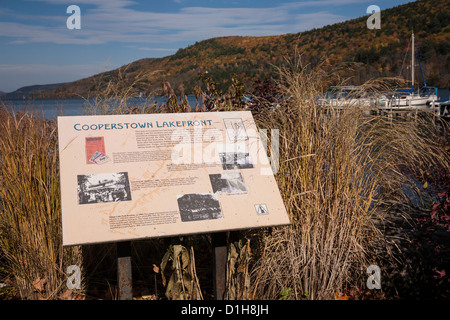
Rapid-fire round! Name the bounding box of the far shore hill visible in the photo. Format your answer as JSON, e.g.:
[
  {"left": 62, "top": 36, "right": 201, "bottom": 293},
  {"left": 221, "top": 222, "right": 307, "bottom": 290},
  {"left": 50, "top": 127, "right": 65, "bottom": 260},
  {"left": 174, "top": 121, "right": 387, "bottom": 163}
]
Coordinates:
[
  {"left": 0, "top": 83, "right": 69, "bottom": 100},
  {"left": 2, "top": 0, "right": 449, "bottom": 100}
]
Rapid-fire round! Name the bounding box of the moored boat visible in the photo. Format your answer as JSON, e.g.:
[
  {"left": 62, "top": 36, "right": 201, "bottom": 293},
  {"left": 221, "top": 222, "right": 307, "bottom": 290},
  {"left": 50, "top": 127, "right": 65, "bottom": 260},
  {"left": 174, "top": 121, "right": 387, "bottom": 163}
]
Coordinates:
[
  {"left": 386, "top": 33, "right": 435, "bottom": 109},
  {"left": 317, "top": 86, "right": 373, "bottom": 109}
]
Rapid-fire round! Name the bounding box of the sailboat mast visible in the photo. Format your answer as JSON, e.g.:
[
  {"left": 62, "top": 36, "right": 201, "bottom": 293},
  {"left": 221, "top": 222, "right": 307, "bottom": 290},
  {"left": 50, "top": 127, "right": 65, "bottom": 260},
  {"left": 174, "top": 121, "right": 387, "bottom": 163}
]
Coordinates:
[{"left": 411, "top": 32, "right": 415, "bottom": 91}]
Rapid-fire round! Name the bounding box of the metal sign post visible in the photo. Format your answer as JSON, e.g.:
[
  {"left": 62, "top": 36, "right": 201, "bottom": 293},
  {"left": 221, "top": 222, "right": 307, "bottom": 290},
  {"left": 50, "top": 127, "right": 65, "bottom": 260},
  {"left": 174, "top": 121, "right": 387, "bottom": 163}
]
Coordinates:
[
  {"left": 117, "top": 241, "right": 132, "bottom": 300},
  {"left": 212, "top": 232, "right": 227, "bottom": 300}
]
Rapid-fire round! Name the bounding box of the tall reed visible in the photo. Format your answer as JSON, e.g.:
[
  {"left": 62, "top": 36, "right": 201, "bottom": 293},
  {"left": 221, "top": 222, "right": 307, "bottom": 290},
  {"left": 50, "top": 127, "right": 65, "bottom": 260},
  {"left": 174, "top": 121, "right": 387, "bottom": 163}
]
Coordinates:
[
  {"left": 250, "top": 59, "right": 449, "bottom": 300},
  {"left": 0, "top": 106, "right": 83, "bottom": 299},
  {"left": 82, "top": 67, "right": 159, "bottom": 116}
]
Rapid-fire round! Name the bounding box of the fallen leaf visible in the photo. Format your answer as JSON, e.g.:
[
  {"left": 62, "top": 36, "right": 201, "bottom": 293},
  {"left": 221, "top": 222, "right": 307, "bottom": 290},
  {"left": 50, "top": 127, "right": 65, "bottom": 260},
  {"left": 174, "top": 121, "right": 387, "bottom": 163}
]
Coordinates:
[
  {"left": 433, "top": 268, "right": 446, "bottom": 279},
  {"left": 334, "top": 291, "right": 349, "bottom": 300},
  {"left": 74, "top": 293, "right": 85, "bottom": 300},
  {"left": 60, "top": 289, "right": 73, "bottom": 300},
  {"left": 32, "top": 277, "right": 47, "bottom": 292}
]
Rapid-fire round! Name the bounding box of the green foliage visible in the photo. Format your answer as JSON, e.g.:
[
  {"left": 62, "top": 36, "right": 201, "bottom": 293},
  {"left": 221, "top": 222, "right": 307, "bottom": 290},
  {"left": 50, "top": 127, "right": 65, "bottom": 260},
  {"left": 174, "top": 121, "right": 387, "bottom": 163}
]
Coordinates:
[{"left": 279, "top": 287, "right": 292, "bottom": 300}]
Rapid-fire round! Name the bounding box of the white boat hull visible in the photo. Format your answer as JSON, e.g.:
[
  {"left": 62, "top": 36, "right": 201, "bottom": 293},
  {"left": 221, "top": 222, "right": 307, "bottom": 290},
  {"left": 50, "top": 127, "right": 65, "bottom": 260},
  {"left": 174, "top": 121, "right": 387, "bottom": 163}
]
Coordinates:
[{"left": 379, "top": 95, "right": 429, "bottom": 109}]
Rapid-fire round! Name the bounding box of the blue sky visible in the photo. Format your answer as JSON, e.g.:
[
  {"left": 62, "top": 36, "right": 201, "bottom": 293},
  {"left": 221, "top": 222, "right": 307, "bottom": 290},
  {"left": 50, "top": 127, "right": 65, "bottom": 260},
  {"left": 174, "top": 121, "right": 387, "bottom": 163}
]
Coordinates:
[{"left": 0, "top": 0, "right": 414, "bottom": 92}]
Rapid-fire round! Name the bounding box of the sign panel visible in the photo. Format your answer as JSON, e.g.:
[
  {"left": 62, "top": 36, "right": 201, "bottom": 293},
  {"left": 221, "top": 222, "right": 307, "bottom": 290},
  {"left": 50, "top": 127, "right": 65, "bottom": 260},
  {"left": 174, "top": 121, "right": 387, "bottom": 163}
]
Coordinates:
[{"left": 58, "top": 111, "right": 290, "bottom": 246}]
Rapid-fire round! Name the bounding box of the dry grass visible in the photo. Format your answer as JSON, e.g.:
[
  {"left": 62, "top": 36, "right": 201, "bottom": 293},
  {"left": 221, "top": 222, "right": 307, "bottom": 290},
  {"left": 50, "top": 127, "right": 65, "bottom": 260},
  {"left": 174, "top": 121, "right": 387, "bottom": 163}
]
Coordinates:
[
  {"left": 249, "top": 59, "right": 449, "bottom": 300},
  {"left": 81, "top": 67, "right": 159, "bottom": 116},
  {"left": 0, "top": 56, "right": 447, "bottom": 300},
  {"left": 0, "top": 106, "right": 83, "bottom": 299}
]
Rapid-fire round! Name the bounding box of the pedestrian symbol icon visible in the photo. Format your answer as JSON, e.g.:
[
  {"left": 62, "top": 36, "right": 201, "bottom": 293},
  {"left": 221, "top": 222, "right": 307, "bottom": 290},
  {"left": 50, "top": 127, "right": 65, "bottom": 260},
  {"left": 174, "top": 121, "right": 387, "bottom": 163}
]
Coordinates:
[{"left": 255, "top": 204, "right": 268, "bottom": 215}]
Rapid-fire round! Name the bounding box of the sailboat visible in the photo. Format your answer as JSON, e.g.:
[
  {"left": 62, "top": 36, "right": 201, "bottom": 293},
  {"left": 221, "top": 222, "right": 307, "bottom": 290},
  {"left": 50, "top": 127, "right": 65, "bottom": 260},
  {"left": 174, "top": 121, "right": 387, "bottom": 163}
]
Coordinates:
[{"left": 380, "top": 33, "right": 438, "bottom": 109}]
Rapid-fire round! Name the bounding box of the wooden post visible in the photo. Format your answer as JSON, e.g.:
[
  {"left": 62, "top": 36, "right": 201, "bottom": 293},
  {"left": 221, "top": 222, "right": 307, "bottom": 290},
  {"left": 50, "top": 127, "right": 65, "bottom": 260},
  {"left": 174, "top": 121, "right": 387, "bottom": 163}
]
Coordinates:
[
  {"left": 212, "top": 232, "right": 227, "bottom": 300},
  {"left": 117, "top": 241, "right": 133, "bottom": 300}
]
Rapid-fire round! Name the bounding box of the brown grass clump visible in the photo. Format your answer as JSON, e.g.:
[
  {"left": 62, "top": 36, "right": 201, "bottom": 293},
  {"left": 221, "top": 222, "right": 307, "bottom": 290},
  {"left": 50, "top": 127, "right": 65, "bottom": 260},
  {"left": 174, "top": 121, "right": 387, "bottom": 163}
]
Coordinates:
[
  {"left": 0, "top": 106, "right": 83, "bottom": 299},
  {"left": 249, "top": 59, "right": 449, "bottom": 300},
  {"left": 81, "top": 67, "right": 159, "bottom": 116}
]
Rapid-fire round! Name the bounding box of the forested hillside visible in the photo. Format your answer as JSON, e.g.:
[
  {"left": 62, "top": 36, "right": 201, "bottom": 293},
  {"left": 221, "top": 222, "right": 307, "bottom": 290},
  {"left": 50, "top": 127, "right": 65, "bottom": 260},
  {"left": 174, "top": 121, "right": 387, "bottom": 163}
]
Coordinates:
[{"left": 34, "top": 0, "right": 449, "bottom": 98}]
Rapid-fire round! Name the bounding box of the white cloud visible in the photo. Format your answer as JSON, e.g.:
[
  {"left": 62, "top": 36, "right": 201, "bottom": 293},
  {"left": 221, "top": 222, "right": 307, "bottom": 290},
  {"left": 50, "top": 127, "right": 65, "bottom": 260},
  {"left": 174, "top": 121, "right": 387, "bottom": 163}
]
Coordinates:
[{"left": 1, "top": 1, "right": 350, "bottom": 45}]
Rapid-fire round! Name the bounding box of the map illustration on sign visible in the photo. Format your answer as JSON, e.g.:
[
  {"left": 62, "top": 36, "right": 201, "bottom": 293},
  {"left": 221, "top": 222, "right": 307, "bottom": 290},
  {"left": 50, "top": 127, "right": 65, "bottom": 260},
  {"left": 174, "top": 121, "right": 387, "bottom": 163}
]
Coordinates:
[
  {"left": 58, "top": 111, "right": 290, "bottom": 246},
  {"left": 223, "top": 118, "right": 248, "bottom": 141}
]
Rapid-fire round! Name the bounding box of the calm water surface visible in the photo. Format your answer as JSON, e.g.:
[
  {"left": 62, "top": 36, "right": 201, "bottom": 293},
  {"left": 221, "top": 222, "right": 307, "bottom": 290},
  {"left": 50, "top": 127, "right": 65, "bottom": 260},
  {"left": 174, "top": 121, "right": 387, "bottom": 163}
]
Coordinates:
[
  {"left": 2, "top": 96, "right": 199, "bottom": 119},
  {"left": 2, "top": 89, "right": 449, "bottom": 120}
]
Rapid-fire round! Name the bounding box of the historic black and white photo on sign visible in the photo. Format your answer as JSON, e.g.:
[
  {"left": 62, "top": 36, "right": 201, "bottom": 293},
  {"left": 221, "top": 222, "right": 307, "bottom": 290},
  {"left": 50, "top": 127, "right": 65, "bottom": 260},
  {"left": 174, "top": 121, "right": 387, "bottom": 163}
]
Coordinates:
[
  {"left": 177, "top": 193, "right": 223, "bottom": 222},
  {"left": 77, "top": 172, "right": 132, "bottom": 205},
  {"left": 219, "top": 152, "right": 254, "bottom": 170},
  {"left": 209, "top": 172, "right": 247, "bottom": 194}
]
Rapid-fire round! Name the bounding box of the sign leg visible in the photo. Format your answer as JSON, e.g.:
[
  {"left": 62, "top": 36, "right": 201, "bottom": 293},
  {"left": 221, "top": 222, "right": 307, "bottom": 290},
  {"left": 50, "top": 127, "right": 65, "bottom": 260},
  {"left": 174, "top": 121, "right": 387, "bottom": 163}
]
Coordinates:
[
  {"left": 117, "top": 241, "right": 133, "bottom": 300},
  {"left": 212, "top": 232, "right": 227, "bottom": 300}
]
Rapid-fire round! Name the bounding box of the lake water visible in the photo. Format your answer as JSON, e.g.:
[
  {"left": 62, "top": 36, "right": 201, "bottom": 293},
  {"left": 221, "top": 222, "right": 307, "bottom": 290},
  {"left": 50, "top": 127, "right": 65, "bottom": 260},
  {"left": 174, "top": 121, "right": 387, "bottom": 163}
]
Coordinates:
[
  {"left": 2, "top": 88, "right": 449, "bottom": 119},
  {"left": 1, "top": 96, "right": 200, "bottom": 119}
]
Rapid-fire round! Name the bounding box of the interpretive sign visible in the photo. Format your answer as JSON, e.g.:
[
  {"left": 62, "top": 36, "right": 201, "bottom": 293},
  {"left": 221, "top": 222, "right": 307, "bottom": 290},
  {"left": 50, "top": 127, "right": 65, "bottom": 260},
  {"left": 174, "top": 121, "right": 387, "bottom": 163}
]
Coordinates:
[{"left": 58, "top": 111, "right": 290, "bottom": 246}]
